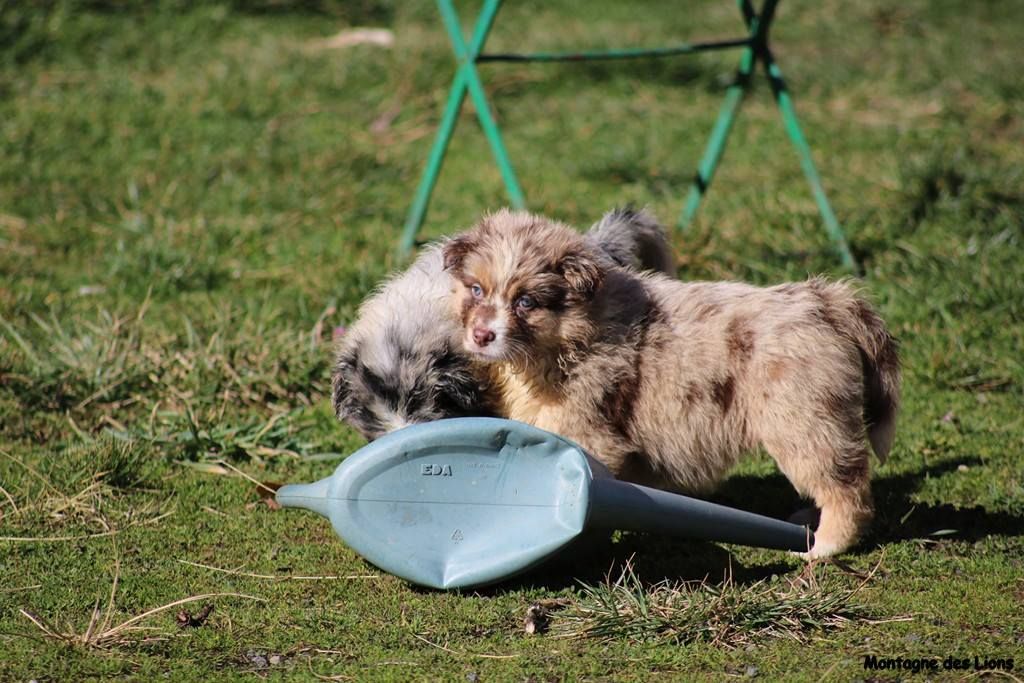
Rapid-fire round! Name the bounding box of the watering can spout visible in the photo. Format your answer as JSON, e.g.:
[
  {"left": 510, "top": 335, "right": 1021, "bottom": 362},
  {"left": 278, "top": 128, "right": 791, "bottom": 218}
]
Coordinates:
[
  {"left": 587, "top": 477, "right": 813, "bottom": 553},
  {"left": 276, "top": 478, "right": 333, "bottom": 520}
]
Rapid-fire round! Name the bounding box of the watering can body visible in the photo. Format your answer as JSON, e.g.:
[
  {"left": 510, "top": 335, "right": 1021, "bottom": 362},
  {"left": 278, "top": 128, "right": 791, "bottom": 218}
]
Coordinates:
[{"left": 277, "top": 418, "right": 812, "bottom": 590}]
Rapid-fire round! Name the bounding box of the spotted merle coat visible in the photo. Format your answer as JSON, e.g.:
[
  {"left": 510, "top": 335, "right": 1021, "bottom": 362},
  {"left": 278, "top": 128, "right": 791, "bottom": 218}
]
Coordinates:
[
  {"left": 443, "top": 210, "right": 900, "bottom": 558},
  {"left": 331, "top": 208, "right": 675, "bottom": 440}
]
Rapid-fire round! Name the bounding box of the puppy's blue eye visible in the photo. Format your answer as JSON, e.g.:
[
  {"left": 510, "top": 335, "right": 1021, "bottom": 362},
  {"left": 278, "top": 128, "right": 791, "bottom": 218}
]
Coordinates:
[
  {"left": 515, "top": 295, "right": 535, "bottom": 311},
  {"left": 470, "top": 283, "right": 484, "bottom": 298}
]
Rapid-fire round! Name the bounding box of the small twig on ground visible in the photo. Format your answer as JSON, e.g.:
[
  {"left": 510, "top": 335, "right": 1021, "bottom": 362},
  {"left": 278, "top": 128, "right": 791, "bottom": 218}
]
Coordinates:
[{"left": 103, "top": 593, "right": 262, "bottom": 641}]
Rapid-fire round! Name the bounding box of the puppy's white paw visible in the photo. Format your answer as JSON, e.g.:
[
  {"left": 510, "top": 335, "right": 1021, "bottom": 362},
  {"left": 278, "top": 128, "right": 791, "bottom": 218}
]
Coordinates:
[{"left": 794, "top": 540, "right": 841, "bottom": 561}]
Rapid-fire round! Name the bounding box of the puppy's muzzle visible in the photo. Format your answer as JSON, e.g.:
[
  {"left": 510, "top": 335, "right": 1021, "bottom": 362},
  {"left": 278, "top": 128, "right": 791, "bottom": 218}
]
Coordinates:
[{"left": 472, "top": 326, "right": 496, "bottom": 347}]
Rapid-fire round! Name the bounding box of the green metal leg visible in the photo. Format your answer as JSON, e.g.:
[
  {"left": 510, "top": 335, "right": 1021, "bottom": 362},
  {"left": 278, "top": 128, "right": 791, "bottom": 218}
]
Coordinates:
[
  {"left": 678, "top": 0, "right": 855, "bottom": 270},
  {"left": 762, "top": 49, "right": 856, "bottom": 270},
  {"left": 678, "top": 0, "right": 763, "bottom": 231},
  {"left": 403, "top": 0, "right": 854, "bottom": 268},
  {"left": 400, "top": 69, "right": 472, "bottom": 255},
  {"left": 437, "top": 0, "right": 525, "bottom": 210},
  {"left": 678, "top": 47, "right": 755, "bottom": 230},
  {"left": 400, "top": 0, "right": 524, "bottom": 257}
]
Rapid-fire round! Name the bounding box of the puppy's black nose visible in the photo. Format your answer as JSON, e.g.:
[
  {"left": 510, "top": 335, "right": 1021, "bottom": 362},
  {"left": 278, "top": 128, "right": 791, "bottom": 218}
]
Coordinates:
[{"left": 473, "top": 327, "right": 496, "bottom": 346}]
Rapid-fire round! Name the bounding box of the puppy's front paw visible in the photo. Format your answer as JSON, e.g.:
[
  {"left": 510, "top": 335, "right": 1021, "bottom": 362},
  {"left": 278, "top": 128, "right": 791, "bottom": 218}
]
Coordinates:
[{"left": 795, "top": 540, "right": 841, "bottom": 561}]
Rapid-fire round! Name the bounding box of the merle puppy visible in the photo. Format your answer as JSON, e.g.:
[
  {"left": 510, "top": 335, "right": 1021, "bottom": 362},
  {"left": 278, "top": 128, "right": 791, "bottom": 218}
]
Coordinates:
[
  {"left": 332, "top": 208, "right": 675, "bottom": 440},
  {"left": 443, "top": 210, "right": 900, "bottom": 558}
]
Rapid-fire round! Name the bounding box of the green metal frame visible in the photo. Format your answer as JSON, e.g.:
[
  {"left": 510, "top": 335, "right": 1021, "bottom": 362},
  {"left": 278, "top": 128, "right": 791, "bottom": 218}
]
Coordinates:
[{"left": 400, "top": 0, "right": 856, "bottom": 270}]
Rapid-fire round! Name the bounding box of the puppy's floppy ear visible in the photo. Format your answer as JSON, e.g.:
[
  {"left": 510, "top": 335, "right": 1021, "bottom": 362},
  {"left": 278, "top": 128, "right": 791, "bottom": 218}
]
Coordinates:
[
  {"left": 442, "top": 234, "right": 477, "bottom": 275},
  {"left": 558, "top": 245, "right": 604, "bottom": 298},
  {"left": 331, "top": 352, "right": 356, "bottom": 420}
]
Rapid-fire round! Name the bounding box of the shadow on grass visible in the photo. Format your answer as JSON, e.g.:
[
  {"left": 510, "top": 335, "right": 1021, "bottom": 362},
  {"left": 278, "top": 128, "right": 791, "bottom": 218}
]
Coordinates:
[
  {"left": 714, "top": 456, "right": 1024, "bottom": 546},
  {"left": 450, "top": 532, "right": 796, "bottom": 598},
  {"left": 469, "top": 456, "right": 1024, "bottom": 594}
]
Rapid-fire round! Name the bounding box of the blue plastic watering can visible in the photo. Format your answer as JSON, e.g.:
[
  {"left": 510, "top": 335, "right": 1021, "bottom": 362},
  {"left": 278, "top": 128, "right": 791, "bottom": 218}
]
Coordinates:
[{"left": 277, "top": 418, "right": 812, "bottom": 589}]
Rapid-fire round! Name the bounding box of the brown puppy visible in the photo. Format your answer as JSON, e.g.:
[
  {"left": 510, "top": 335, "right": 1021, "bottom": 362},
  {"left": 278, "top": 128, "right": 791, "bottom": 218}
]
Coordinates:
[{"left": 443, "top": 210, "right": 900, "bottom": 558}]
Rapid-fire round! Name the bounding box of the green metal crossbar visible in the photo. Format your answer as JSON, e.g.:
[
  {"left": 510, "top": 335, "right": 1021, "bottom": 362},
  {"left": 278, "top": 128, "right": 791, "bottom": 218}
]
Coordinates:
[{"left": 400, "top": 0, "right": 856, "bottom": 270}]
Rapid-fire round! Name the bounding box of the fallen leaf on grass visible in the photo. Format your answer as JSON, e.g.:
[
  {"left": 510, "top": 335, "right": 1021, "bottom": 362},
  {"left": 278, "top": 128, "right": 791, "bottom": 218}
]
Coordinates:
[
  {"left": 370, "top": 105, "right": 402, "bottom": 134},
  {"left": 177, "top": 603, "right": 213, "bottom": 629},
  {"left": 308, "top": 28, "right": 394, "bottom": 51},
  {"left": 248, "top": 481, "right": 283, "bottom": 511},
  {"left": 178, "top": 461, "right": 231, "bottom": 476}
]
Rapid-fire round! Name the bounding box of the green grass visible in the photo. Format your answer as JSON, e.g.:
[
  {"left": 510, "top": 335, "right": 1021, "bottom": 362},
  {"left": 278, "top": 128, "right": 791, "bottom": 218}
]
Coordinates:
[{"left": 2, "top": 0, "right": 1022, "bottom": 679}]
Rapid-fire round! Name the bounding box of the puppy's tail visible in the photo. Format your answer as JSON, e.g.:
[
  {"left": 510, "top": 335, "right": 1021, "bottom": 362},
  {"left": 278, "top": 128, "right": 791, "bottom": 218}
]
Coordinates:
[
  {"left": 817, "top": 280, "right": 901, "bottom": 462},
  {"left": 585, "top": 207, "right": 676, "bottom": 276}
]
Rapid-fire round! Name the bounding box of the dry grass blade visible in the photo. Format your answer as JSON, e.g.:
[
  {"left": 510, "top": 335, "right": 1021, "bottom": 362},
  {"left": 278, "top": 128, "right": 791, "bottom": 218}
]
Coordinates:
[
  {"left": 19, "top": 609, "right": 66, "bottom": 641},
  {"left": 0, "top": 510, "right": 174, "bottom": 543},
  {"left": 308, "top": 659, "right": 355, "bottom": 681},
  {"left": 176, "top": 558, "right": 380, "bottom": 581},
  {"left": 0, "top": 449, "right": 63, "bottom": 496},
  {"left": 553, "top": 559, "right": 879, "bottom": 647},
  {"left": 20, "top": 592, "right": 264, "bottom": 649},
  {"left": 0, "top": 440, "right": 170, "bottom": 542},
  {"left": 98, "top": 549, "right": 122, "bottom": 637},
  {"left": 82, "top": 598, "right": 103, "bottom": 646},
  {"left": 212, "top": 459, "right": 279, "bottom": 495},
  {"left": 0, "top": 482, "right": 20, "bottom": 515},
  {"left": 100, "top": 593, "right": 264, "bottom": 642},
  {"left": 412, "top": 633, "right": 518, "bottom": 660}
]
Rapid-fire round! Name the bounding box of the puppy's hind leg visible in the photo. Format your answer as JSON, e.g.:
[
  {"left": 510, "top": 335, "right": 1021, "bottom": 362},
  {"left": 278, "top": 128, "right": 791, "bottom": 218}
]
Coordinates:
[
  {"left": 804, "top": 457, "right": 873, "bottom": 559},
  {"left": 761, "top": 418, "right": 874, "bottom": 559}
]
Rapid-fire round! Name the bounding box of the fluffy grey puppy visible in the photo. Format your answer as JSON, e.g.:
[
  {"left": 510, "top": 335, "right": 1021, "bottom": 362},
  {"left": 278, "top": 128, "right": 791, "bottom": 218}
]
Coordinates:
[{"left": 332, "top": 208, "right": 675, "bottom": 440}]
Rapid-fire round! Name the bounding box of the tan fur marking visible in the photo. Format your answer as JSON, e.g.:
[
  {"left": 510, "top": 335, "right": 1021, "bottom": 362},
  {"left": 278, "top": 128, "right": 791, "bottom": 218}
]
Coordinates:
[{"left": 766, "top": 360, "right": 789, "bottom": 381}]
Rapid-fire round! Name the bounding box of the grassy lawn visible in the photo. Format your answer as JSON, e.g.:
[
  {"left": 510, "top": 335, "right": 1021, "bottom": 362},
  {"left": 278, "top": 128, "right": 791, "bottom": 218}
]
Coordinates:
[{"left": 2, "top": 0, "right": 1022, "bottom": 679}]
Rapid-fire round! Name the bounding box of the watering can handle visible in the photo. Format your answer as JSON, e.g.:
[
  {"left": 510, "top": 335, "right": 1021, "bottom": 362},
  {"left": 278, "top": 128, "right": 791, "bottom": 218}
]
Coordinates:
[{"left": 587, "top": 477, "right": 814, "bottom": 553}]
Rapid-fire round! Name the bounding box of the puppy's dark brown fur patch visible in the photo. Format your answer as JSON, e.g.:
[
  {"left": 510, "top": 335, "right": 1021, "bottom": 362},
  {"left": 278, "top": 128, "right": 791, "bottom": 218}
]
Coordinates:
[
  {"left": 710, "top": 376, "right": 736, "bottom": 414},
  {"left": 726, "top": 316, "right": 756, "bottom": 362}
]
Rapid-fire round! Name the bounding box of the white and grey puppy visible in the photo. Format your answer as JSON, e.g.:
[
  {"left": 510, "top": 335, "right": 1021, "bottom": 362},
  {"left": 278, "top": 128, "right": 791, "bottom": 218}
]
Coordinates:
[{"left": 332, "top": 208, "right": 675, "bottom": 440}]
